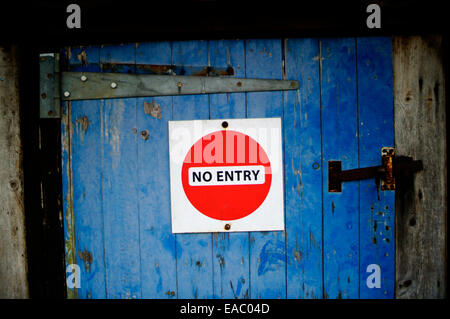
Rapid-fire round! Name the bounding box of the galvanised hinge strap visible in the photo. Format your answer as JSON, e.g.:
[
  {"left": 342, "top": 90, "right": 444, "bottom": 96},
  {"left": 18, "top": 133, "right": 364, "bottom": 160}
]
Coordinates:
[
  {"left": 40, "top": 53, "right": 61, "bottom": 118},
  {"left": 61, "top": 72, "right": 299, "bottom": 101}
]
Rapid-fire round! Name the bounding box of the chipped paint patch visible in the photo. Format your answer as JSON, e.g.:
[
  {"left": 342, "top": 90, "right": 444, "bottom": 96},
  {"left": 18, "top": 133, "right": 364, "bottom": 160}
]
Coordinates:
[
  {"left": 257, "top": 240, "right": 285, "bottom": 276},
  {"left": 143, "top": 100, "right": 162, "bottom": 119},
  {"left": 76, "top": 115, "right": 90, "bottom": 132},
  {"left": 66, "top": 47, "right": 72, "bottom": 62},
  {"left": 78, "top": 248, "right": 93, "bottom": 272},
  {"left": 77, "top": 50, "right": 87, "bottom": 65},
  {"left": 216, "top": 254, "right": 225, "bottom": 268},
  {"left": 75, "top": 115, "right": 90, "bottom": 143},
  {"left": 103, "top": 100, "right": 124, "bottom": 163},
  {"left": 140, "top": 130, "right": 149, "bottom": 141}
]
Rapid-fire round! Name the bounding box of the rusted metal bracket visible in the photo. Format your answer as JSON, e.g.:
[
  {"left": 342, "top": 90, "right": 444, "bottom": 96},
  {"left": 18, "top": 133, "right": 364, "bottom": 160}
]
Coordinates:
[
  {"left": 328, "top": 147, "right": 423, "bottom": 192},
  {"left": 60, "top": 72, "right": 299, "bottom": 101},
  {"left": 99, "top": 63, "right": 235, "bottom": 76}
]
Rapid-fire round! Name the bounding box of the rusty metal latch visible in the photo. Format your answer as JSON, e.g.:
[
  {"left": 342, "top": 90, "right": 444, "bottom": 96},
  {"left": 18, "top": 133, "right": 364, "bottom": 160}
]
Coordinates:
[{"left": 328, "top": 147, "right": 423, "bottom": 192}]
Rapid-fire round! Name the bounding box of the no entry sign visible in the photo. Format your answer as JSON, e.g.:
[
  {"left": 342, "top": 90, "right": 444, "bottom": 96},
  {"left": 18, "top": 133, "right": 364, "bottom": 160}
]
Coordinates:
[{"left": 169, "top": 118, "right": 284, "bottom": 233}]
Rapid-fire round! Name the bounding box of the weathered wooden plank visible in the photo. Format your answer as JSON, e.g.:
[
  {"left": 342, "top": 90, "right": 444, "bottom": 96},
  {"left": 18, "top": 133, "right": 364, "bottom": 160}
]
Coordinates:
[
  {"left": 284, "top": 38, "right": 323, "bottom": 299},
  {"left": 172, "top": 40, "right": 214, "bottom": 299},
  {"left": 393, "top": 36, "right": 446, "bottom": 299},
  {"left": 321, "top": 38, "right": 359, "bottom": 299},
  {"left": 0, "top": 45, "right": 29, "bottom": 298},
  {"left": 136, "top": 41, "right": 178, "bottom": 298},
  {"left": 100, "top": 44, "right": 142, "bottom": 299},
  {"left": 246, "top": 39, "right": 286, "bottom": 299},
  {"left": 357, "top": 37, "right": 395, "bottom": 298},
  {"left": 209, "top": 39, "right": 250, "bottom": 299},
  {"left": 70, "top": 98, "right": 107, "bottom": 299},
  {"left": 63, "top": 46, "right": 103, "bottom": 299},
  {"left": 61, "top": 93, "right": 75, "bottom": 299}
]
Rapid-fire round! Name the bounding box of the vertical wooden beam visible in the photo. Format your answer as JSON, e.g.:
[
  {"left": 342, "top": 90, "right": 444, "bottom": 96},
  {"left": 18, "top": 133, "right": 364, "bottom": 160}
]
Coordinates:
[
  {"left": 63, "top": 46, "right": 104, "bottom": 299},
  {"left": 100, "top": 44, "right": 142, "bottom": 299},
  {"left": 284, "top": 38, "right": 323, "bottom": 299},
  {"left": 136, "top": 41, "right": 177, "bottom": 299},
  {"left": 0, "top": 45, "right": 29, "bottom": 298},
  {"left": 209, "top": 39, "right": 250, "bottom": 299},
  {"left": 246, "top": 39, "right": 286, "bottom": 299},
  {"left": 321, "top": 38, "right": 359, "bottom": 299},
  {"left": 357, "top": 37, "right": 395, "bottom": 298},
  {"left": 393, "top": 35, "right": 446, "bottom": 299},
  {"left": 172, "top": 40, "right": 214, "bottom": 299}
]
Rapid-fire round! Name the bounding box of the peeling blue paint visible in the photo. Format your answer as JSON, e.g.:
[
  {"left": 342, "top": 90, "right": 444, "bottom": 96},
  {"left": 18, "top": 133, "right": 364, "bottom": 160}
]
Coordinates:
[
  {"left": 258, "top": 240, "right": 285, "bottom": 276},
  {"left": 235, "top": 276, "right": 244, "bottom": 296}
]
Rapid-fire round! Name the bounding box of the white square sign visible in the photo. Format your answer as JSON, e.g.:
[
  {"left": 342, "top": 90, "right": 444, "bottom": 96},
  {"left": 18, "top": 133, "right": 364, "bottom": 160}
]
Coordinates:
[{"left": 168, "top": 117, "right": 284, "bottom": 233}]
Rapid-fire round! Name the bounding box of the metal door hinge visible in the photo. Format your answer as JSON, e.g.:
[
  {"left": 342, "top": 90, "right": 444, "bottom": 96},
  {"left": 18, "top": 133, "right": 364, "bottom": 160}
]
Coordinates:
[
  {"left": 40, "top": 57, "right": 299, "bottom": 117},
  {"left": 40, "top": 53, "right": 60, "bottom": 118},
  {"left": 328, "top": 147, "right": 423, "bottom": 192},
  {"left": 60, "top": 72, "right": 299, "bottom": 101}
]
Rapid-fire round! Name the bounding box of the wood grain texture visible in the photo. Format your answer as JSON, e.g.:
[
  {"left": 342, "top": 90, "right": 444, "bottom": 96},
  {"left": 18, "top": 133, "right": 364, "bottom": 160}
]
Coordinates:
[
  {"left": 99, "top": 44, "right": 142, "bottom": 299},
  {"left": 64, "top": 46, "right": 106, "bottom": 299},
  {"left": 321, "top": 38, "right": 359, "bottom": 299},
  {"left": 393, "top": 36, "right": 447, "bottom": 299},
  {"left": 70, "top": 97, "right": 106, "bottom": 299},
  {"left": 284, "top": 38, "right": 323, "bottom": 298},
  {"left": 172, "top": 40, "right": 214, "bottom": 299},
  {"left": 357, "top": 37, "right": 395, "bottom": 298},
  {"left": 136, "top": 41, "right": 177, "bottom": 299},
  {"left": 246, "top": 39, "right": 286, "bottom": 299},
  {"left": 209, "top": 39, "right": 250, "bottom": 299},
  {"left": 0, "top": 45, "right": 29, "bottom": 298}
]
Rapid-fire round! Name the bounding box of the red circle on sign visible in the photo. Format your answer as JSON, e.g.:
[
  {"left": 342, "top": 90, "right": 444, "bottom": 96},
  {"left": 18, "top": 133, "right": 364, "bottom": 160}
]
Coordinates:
[{"left": 181, "top": 130, "right": 272, "bottom": 221}]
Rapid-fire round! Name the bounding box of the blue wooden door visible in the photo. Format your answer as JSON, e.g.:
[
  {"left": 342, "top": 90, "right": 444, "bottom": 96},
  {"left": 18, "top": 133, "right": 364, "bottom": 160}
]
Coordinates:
[{"left": 62, "top": 38, "right": 394, "bottom": 299}]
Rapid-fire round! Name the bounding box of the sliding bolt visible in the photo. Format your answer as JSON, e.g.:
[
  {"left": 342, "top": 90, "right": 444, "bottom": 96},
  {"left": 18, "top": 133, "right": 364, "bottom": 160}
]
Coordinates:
[{"left": 80, "top": 75, "right": 88, "bottom": 82}]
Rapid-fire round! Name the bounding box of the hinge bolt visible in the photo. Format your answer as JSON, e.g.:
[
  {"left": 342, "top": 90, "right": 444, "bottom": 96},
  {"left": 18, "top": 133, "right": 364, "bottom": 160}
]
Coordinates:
[
  {"left": 80, "top": 75, "right": 88, "bottom": 82},
  {"left": 111, "top": 82, "right": 118, "bottom": 89},
  {"left": 64, "top": 91, "right": 71, "bottom": 97}
]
